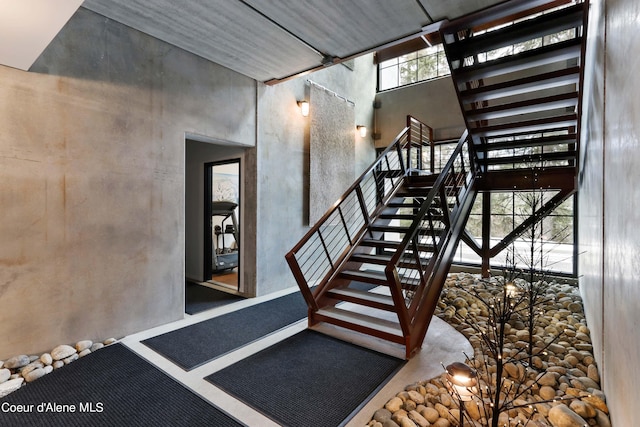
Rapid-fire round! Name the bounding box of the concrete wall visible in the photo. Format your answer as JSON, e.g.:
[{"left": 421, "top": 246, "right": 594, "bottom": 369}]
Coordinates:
[
  {"left": 254, "top": 57, "right": 378, "bottom": 296},
  {"left": 0, "top": 6, "right": 378, "bottom": 355},
  {"left": 0, "top": 8, "right": 256, "bottom": 358},
  {"left": 374, "top": 77, "right": 466, "bottom": 147},
  {"left": 578, "top": 0, "right": 640, "bottom": 424}
]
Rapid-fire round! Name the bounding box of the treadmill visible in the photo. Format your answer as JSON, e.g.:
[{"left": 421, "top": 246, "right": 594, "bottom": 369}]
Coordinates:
[{"left": 211, "top": 201, "right": 239, "bottom": 272}]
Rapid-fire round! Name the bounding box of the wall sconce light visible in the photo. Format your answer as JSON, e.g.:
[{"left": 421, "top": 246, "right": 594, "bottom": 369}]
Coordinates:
[
  {"left": 297, "top": 100, "right": 309, "bottom": 117},
  {"left": 446, "top": 362, "right": 477, "bottom": 426},
  {"left": 357, "top": 125, "right": 367, "bottom": 137}
]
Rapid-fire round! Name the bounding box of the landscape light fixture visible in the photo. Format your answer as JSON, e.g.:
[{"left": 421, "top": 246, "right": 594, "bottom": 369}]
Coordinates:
[
  {"left": 505, "top": 282, "right": 518, "bottom": 298},
  {"left": 357, "top": 125, "right": 367, "bottom": 137},
  {"left": 446, "top": 362, "right": 477, "bottom": 426},
  {"left": 297, "top": 100, "right": 309, "bottom": 117}
]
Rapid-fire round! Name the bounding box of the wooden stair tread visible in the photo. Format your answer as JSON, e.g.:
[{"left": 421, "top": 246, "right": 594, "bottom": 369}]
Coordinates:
[
  {"left": 349, "top": 253, "right": 432, "bottom": 269},
  {"left": 350, "top": 253, "right": 394, "bottom": 265},
  {"left": 315, "top": 307, "right": 403, "bottom": 338},
  {"left": 448, "top": 3, "right": 585, "bottom": 60},
  {"left": 465, "top": 92, "right": 578, "bottom": 121},
  {"left": 340, "top": 269, "right": 421, "bottom": 287},
  {"left": 359, "top": 239, "right": 436, "bottom": 252},
  {"left": 472, "top": 113, "right": 577, "bottom": 138},
  {"left": 483, "top": 133, "right": 577, "bottom": 151},
  {"left": 453, "top": 38, "right": 582, "bottom": 82},
  {"left": 370, "top": 224, "right": 445, "bottom": 233},
  {"left": 326, "top": 287, "right": 395, "bottom": 310},
  {"left": 481, "top": 150, "right": 576, "bottom": 165},
  {"left": 460, "top": 67, "right": 580, "bottom": 103},
  {"left": 378, "top": 213, "right": 420, "bottom": 220}
]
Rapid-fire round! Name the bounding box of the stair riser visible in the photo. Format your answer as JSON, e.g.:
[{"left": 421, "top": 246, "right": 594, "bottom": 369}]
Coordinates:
[
  {"left": 311, "top": 313, "right": 405, "bottom": 344},
  {"left": 325, "top": 292, "right": 396, "bottom": 312}
]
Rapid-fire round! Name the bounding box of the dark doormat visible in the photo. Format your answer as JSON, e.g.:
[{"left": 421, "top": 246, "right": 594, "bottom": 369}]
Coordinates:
[
  {"left": 186, "top": 281, "right": 243, "bottom": 315},
  {"left": 142, "top": 291, "right": 308, "bottom": 370},
  {"left": 0, "top": 343, "right": 243, "bottom": 427},
  {"left": 205, "top": 329, "right": 405, "bottom": 427}
]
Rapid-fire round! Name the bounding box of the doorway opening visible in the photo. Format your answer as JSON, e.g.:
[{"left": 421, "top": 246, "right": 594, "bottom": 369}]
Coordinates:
[{"left": 204, "top": 159, "right": 241, "bottom": 291}]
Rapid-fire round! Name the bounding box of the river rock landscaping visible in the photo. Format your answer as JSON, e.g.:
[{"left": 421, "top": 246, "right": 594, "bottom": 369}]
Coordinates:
[
  {"left": 0, "top": 338, "right": 117, "bottom": 398},
  {"left": 368, "top": 272, "right": 611, "bottom": 427}
]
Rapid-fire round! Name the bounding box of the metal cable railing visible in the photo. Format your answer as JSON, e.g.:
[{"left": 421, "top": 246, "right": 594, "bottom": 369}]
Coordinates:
[
  {"left": 385, "top": 131, "right": 478, "bottom": 326},
  {"left": 285, "top": 116, "right": 433, "bottom": 310}
]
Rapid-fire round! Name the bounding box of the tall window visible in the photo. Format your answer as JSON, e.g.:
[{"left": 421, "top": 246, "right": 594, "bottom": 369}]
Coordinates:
[
  {"left": 454, "top": 192, "right": 576, "bottom": 276},
  {"left": 378, "top": 44, "right": 450, "bottom": 91}
]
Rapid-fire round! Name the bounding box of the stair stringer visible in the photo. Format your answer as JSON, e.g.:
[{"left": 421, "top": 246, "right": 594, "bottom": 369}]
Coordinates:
[{"left": 405, "top": 178, "right": 478, "bottom": 356}]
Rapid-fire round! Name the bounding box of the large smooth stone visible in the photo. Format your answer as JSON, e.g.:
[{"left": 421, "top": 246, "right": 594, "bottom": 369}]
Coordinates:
[
  {"left": 75, "top": 340, "right": 93, "bottom": 352},
  {"left": 51, "top": 345, "right": 76, "bottom": 361},
  {"left": 0, "top": 369, "right": 10, "bottom": 384},
  {"left": 23, "top": 367, "right": 47, "bottom": 383},
  {"left": 0, "top": 378, "right": 24, "bottom": 398},
  {"left": 3, "top": 355, "right": 30, "bottom": 369},
  {"left": 40, "top": 353, "right": 53, "bottom": 366},
  {"left": 548, "top": 404, "right": 588, "bottom": 427}
]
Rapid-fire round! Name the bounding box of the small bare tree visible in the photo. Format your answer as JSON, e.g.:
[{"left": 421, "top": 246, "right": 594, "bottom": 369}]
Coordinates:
[{"left": 448, "top": 275, "right": 575, "bottom": 427}]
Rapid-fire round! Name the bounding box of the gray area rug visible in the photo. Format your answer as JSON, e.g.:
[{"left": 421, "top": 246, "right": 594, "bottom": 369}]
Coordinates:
[
  {"left": 143, "top": 291, "right": 308, "bottom": 370},
  {"left": 206, "top": 329, "right": 404, "bottom": 427},
  {"left": 0, "top": 343, "right": 243, "bottom": 426}
]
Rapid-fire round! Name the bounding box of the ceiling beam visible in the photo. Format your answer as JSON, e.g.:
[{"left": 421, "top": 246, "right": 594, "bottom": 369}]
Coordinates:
[{"left": 264, "top": 21, "right": 446, "bottom": 86}]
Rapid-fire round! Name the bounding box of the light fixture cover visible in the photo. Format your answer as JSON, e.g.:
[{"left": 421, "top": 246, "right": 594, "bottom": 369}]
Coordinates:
[
  {"left": 357, "top": 125, "right": 367, "bottom": 137},
  {"left": 298, "top": 100, "right": 309, "bottom": 117}
]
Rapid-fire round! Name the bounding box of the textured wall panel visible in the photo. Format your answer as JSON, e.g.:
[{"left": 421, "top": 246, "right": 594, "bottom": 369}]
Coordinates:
[
  {"left": 309, "top": 84, "right": 355, "bottom": 225},
  {"left": 600, "top": 0, "right": 640, "bottom": 424}
]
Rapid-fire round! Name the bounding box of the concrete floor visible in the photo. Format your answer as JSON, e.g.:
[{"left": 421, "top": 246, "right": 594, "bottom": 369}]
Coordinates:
[{"left": 121, "top": 286, "right": 472, "bottom": 426}]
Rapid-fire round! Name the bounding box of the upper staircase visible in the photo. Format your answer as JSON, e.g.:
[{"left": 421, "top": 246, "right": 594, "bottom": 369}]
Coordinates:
[
  {"left": 440, "top": 0, "right": 587, "bottom": 177},
  {"left": 439, "top": 0, "right": 587, "bottom": 272},
  {"left": 286, "top": 0, "right": 588, "bottom": 359}
]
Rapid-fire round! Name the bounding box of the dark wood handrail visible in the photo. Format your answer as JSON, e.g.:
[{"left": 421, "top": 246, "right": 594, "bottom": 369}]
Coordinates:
[
  {"left": 387, "top": 131, "right": 471, "bottom": 270},
  {"left": 382, "top": 130, "right": 477, "bottom": 341}
]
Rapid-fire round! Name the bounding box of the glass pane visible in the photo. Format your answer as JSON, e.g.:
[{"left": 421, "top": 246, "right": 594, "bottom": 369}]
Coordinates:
[
  {"left": 514, "top": 37, "right": 542, "bottom": 54},
  {"left": 379, "top": 58, "right": 398, "bottom": 68},
  {"left": 437, "top": 52, "right": 450, "bottom": 76},
  {"left": 466, "top": 215, "right": 483, "bottom": 237},
  {"left": 491, "top": 192, "right": 513, "bottom": 216},
  {"left": 417, "top": 54, "right": 438, "bottom": 80},
  {"left": 379, "top": 65, "right": 398, "bottom": 90},
  {"left": 544, "top": 28, "right": 576, "bottom": 45},
  {"left": 487, "top": 45, "right": 513, "bottom": 61},
  {"left": 471, "top": 193, "right": 483, "bottom": 215},
  {"left": 400, "top": 59, "right": 418, "bottom": 85},
  {"left": 399, "top": 52, "right": 417, "bottom": 62},
  {"left": 491, "top": 214, "right": 514, "bottom": 238}
]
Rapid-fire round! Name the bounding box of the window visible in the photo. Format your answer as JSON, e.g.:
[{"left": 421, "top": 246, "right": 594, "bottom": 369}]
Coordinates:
[
  {"left": 453, "top": 192, "right": 576, "bottom": 276},
  {"left": 378, "top": 44, "right": 450, "bottom": 91},
  {"left": 473, "top": 27, "right": 576, "bottom": 64}
]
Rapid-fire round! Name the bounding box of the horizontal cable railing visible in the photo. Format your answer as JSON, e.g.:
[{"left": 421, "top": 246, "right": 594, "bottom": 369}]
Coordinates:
[
  {"left": 385, "top": 130, "right": 478, "bottom": 333},
  {"left": 285, "top": 116, "right": 433, "bottom": 310}
]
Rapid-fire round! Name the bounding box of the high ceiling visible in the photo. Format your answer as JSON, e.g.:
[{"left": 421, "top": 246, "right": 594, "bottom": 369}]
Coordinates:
[{"left": 81, "top": 0, "right": 507, "bottom": 83}]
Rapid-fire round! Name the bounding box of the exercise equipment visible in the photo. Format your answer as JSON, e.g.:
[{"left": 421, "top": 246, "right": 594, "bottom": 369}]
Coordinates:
[{"left": 211, "top": 201, "right": 239, "bottom": 272}]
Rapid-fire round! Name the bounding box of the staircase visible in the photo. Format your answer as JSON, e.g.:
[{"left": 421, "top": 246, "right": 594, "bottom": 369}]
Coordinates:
[
  {"left": 286, "top": 117, "right": 478, "bottom": 358},
  {"left": 286, "top": 0, "right": 588, "bottom": 359},
  {"left": 441, "top": 0, "right": 587, "bottom": 175},
  {"left": 439, "top": 0, "right": 587, "bottom": 271}
]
